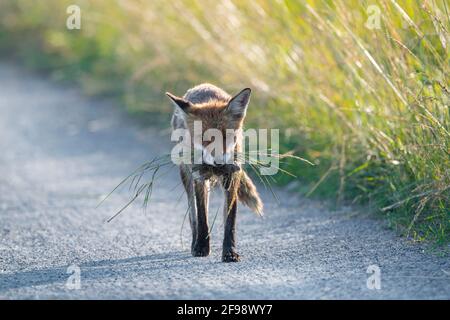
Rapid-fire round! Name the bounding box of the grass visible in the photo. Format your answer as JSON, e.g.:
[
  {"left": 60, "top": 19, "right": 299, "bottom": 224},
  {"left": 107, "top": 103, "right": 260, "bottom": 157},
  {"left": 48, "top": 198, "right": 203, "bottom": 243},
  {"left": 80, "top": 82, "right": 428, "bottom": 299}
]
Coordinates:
[
  {"left": 0, "top": 0, "right": 448, "bottom": 245},
  {"left": 97, "top": 154, "right": 175, "bottom": 222},
  {"left": 99, "top": 150, "right": 306, "bottom": 223}
]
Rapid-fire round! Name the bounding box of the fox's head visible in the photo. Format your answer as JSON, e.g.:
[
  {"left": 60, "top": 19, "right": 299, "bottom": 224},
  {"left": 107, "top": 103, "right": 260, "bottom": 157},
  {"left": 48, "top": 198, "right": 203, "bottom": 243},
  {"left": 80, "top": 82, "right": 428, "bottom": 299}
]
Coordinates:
[{"left": 166, "top": 87, "right": 251, "bottom": 169}]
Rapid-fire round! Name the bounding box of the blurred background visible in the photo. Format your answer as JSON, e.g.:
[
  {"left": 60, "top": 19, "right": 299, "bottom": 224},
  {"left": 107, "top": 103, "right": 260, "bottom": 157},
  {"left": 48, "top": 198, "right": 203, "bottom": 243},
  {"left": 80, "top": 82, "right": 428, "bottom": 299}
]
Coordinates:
[{"left": 0, "top": 0, "right": 448, "bottom": 244}]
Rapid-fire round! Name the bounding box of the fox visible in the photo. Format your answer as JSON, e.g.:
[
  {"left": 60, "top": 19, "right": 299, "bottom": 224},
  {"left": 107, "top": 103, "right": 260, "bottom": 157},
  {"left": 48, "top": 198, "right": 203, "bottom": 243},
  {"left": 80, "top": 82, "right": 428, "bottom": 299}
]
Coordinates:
[{"left": 166, "top": 83, "right": 263, "bottom": 262}]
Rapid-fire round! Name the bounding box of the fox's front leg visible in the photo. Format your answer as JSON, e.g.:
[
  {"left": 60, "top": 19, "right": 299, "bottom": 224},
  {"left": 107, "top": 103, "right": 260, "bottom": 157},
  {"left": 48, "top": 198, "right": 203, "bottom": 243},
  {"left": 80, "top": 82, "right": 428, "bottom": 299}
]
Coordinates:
[
  {"left": 192, "top": 180, "right": 210, "bottom": 257},
  {"left": 180, "top": 166, "right": 198, "bottom": 254},
  {"left": 222, "top": 173, "right": 240, "bottom": 262}
]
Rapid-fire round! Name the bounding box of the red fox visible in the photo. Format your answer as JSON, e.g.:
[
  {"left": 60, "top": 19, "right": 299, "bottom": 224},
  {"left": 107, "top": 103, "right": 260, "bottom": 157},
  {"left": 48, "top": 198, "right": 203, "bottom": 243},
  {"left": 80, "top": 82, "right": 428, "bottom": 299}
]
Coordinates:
[{"left": 166, "top": 84, "right": 263, "bottom": 262}]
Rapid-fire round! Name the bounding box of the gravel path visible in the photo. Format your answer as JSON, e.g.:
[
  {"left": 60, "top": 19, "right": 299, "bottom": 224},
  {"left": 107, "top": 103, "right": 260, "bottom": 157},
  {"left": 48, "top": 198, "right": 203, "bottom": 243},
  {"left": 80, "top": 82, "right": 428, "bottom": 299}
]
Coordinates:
[{"left": 0, "top": 63, "right": 449, "bottom": 299}]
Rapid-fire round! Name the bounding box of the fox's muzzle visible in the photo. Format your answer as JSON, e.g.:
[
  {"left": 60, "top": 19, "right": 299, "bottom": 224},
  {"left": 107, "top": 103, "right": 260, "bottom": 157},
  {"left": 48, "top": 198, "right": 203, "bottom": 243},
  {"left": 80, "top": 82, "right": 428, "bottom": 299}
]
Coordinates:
[
  {"left": 213, "top": 163, "right": 241, "bottom": 175},
  {"left": 195, "top": 163, "right": 241, "bottom": 178}
]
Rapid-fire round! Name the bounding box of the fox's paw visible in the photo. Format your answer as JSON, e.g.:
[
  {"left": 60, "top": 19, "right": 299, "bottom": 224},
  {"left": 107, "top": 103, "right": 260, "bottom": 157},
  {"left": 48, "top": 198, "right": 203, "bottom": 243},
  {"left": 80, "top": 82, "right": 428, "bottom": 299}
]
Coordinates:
[
  {"left": 192, "top": 243, "right": 210, "bottom": 257},
  {"left": 222, "top": 250, "right": 240, "bottom": 263}
]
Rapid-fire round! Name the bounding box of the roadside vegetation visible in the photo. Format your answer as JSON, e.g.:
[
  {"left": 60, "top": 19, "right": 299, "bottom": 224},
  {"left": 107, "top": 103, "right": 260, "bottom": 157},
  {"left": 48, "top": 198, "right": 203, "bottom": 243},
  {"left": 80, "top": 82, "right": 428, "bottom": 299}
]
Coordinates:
[{"left": 0, "top": 0, "right": 448, "bottom": 245}]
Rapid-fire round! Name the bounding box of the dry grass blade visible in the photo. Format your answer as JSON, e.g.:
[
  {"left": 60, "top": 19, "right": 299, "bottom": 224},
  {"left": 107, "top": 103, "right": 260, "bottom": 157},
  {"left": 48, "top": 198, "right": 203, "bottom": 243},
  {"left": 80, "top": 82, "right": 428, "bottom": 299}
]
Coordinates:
[
  {"left": 236, "top": 149, "right": 313, "bottom": 203},
  {"left": 98, "top": 154, "right": 173, "bottom": 222}
]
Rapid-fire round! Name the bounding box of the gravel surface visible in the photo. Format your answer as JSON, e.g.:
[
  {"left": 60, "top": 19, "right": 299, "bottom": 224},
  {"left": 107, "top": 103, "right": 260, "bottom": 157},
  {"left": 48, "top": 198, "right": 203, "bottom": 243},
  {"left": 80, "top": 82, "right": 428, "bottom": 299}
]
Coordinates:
[{"left": 0, "top": 63, "right": 449, "bottom": 299}]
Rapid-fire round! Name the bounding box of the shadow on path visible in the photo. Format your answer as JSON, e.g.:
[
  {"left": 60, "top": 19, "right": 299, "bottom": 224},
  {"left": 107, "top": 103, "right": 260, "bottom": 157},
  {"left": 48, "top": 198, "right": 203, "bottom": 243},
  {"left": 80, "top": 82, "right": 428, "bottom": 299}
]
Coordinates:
[{"left": 0, "top": 251, "right": 190, "bottom": 291}]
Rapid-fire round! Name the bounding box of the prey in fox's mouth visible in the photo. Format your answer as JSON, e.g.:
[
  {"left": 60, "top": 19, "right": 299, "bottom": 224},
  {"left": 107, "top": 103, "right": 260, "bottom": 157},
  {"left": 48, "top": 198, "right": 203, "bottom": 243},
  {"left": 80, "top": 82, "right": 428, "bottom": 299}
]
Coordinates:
[{"left": 193, "top": 163, "right": 241, "bottom": 178}]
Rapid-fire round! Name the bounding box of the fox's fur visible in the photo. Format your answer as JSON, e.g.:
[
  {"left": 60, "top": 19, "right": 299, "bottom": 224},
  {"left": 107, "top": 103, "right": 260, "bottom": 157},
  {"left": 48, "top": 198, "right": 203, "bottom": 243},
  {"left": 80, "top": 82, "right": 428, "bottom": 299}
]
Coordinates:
[{"left": 167, "top": 83, "right": 262, "bottom": 262}]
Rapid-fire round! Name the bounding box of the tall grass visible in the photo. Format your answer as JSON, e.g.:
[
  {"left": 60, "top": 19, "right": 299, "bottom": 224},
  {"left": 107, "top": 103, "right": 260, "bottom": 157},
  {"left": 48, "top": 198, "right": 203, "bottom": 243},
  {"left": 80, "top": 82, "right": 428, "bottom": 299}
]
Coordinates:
[{"left": 0, "top": 0, "right": 448, "bottom": 244}]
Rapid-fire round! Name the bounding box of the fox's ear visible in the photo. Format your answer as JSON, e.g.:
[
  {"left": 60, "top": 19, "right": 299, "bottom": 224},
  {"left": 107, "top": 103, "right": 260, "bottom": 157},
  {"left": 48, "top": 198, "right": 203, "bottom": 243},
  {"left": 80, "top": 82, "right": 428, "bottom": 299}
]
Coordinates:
[
  {"left": 166, "top": 92, "right": 192, "bottom": 113},
  {"left": 227, "top": 88, "right": 251, "bottom": 120}
]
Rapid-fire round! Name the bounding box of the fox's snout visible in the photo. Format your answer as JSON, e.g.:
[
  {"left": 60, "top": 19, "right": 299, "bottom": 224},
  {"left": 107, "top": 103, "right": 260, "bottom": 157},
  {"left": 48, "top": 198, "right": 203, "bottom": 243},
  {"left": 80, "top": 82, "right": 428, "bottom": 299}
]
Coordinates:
[
  {"left": 197, "top": 163, "right": 240, "bottom": 177},
  {"left": 213, "top": 163, "right": 240, "bottom": 175}
]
